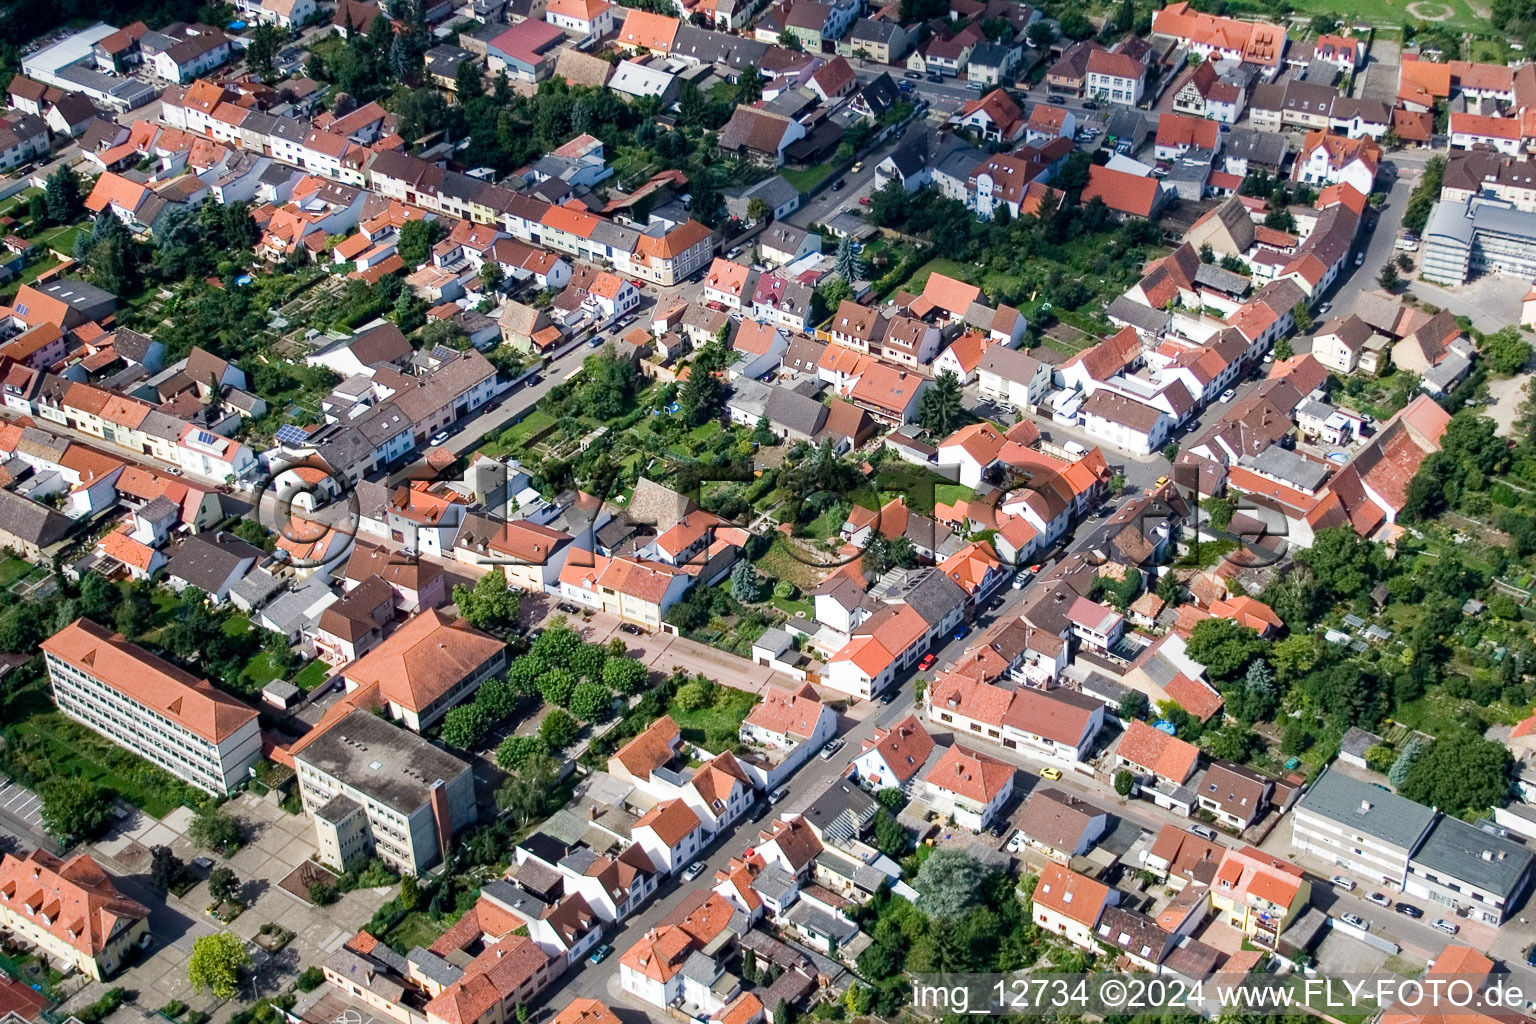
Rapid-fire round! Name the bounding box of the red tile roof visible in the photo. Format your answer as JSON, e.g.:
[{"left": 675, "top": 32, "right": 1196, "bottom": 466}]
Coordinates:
[
  {"left": 1115, "top": 719, "right": 1200, "bottom": 783},
  {"left": 42, "top": 619, "right": 257, "bottom": 743},
  {"left": 0, "top": 851, "right": 147, "bottom": 959}
]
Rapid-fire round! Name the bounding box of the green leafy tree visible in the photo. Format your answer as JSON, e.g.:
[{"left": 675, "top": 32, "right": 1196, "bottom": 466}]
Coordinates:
[
  {"left": 873, "top": 811, "right": 909, "bottom": 857},
  {"left": 679, "top": 339, "right": 729, "bottom": 426},
  {"left": 39, "top": 778, "right": 111, "bottom": 845},
  {"left": 455, "top": 59, "right": 485, "bottom": 98},
  {"left": 474, "top": 676, "right": 519, "bottom": 721},
  {"left": 399, "top": 874, "right": 420, "bottom": 911},
  {"left": 497, "top": 751, "right": 561, "bottom": 825},
  {"left": 1117, "top": 690, "right": 1149, "bottom": 721},
  {"left": 1274, "top": 336, "right": 1293, "bottom": 360},
  {"left": 746, "top": 197, "right": 770, "bottom": 223},
  {"left": 1184, "top": 618, "right": 1267, "bottom": 684},
  {"left": 1113, "top": 769, "right": 1135, "bottom": 796},
  {"left": 914, "top": 848, "right": 992, "bottom": 918},
  {"left": 1402, "top": 155, "right": 1445, "bottom": 234},
  {"left": 539, "top": 667, "right": 577, "bottom": 706},
  {"left": 1482, "top": 326, "right": 1532, "bottom": 375},
  {"left": 496, "top": 735, "right": 549, "bottom": 771},
  {"left": 1203, "top": 723, "right": 1260, "bottom": 763},
  {"left": 674, "top": 676, "right": 716, "bottom": 711},
  {"left": 602, "top": 657, "right": 649, "bottom": 693},
  {"left": 453, "top": 569, "right": 523, "bottom": 632},
  {"left": 568, "top": 682, "right": 612, "bottom": 721},
  {"left": 917, "top": 371, "right": 965, "bottom": 436},
  {"left": 577, "top": 349, "right": 638, "bottom": 419},
  {"left": 1378, "top": 262, "right": 1401, "bottom": 290},
  {"left": 397, "top": 218, "right": 446, "bottom": 267},
  {"left": 846, "top": 985, "right": 872, "bottom": 1015},
  {"left": 187, "top": 933, "right": 251, "bottom": 998},
  {"left": 1292, "top": 301, "right": 1313, "bottom": 333},
  {"left": 1364, "top": 744, "right": 1395, "bottom": 774},
  {"left": 1202, "top": 495, "right": 1237, "bottom": 531},
  {"left": 1295, "top": 526, "right": 1379, "bottom": 602},
  {"left": 208, "top": 866, "right": 240, "bottom": 906},
  {"left": 539, "top": 708, "right": 579, "bottom": 748},
  {"left": 1400, "top": 733, "right": 1510, "bottom": 814},
  {"left": 189, "top": 805, "right": 242, "bottom": 855},
  {"left": 1058, "top": 9, "right": 1094, "bottom": 37},
  {"left": 440, "top": 703, "right": 490, "bottom": 748}
]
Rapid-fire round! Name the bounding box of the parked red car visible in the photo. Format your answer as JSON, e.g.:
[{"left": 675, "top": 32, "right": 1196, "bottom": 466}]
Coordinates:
[{"left": 918, "top": 653, "right": 936, "bottom": 671}]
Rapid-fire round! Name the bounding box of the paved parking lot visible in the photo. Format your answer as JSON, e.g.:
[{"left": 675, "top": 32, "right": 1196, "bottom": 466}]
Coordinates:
[{"left": 0, "top": 781, "right": 44, "bottom": 833}]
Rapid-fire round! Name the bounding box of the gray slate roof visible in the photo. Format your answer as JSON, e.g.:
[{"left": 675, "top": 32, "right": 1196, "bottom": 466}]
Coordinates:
[
  {"left": 1412, "top": 816, "right": 1534, "bottom": 897},
  {"left": 1297, "top": 767, "right": 1436, "bottom": 851}
]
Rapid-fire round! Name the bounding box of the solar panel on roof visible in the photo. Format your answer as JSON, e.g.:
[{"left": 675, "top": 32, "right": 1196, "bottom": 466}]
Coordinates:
[
  {"left": 274, "top": 424, "right": 311, "bottom": 445},
  {"left": 195, "top": 430, "right": 219, "bottom": 446}
]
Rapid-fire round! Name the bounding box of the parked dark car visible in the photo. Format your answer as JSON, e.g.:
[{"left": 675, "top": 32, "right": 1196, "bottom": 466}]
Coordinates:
[
  {"left": 620, "top": 623, "right": 644, "bottom": 636},
  {"left": 1396, "top": 903, "right": 1423, "bottom": 919}
]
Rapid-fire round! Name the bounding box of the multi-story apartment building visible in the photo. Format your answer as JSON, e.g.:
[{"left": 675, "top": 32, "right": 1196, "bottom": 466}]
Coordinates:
[
  {"left": 294, "top": 708, "right": 475, "bottom": 874},
  {"left": 41, "top": 618, "right": 261, "bottom": 796},
  {"left": 1404, "top": 815, "right": 1535, "bottom": 925},
  {"left": 1291, "top": 768, "right": 1435, "bottom": 890}
]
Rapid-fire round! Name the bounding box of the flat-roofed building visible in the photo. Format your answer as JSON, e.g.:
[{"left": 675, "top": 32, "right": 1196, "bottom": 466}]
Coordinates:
[
  {"left": 1291, "top": 767, "right": 1435, "bottom": 890},
  {"left": 294, "top": 707, "right": 475, "bottom": 875}
]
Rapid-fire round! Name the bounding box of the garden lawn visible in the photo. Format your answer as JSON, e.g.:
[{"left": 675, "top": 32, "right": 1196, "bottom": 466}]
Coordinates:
[
  {"left": 238, "top": 652, "right": 290, "bottom": 692},
  {"left": 1394, "top": 686, "right": 1524, "bottom": 734},
  {"left": 935, "top": 483, "right": 974, "bottom": 509},
  {"left": 30, "top": 224, "right": 83, "bottom": 256},
  {"left": 670, "top": 686, "right": 759, "bottom": 747},
  {"left": 802, "top": 502, "right": 848, "bottom": 540},
  {"left": 0, "top": 557, "right": 32, "bottom": 588},
  {"left": 754, "top": 537, "right": 824, "bottom": 592},
  {"left": 0, "top": 188, "right": 40, "bottom": 219},
  {"left": 771, "top": 594, "right": 814, "bottom": 621},
  {"left": 383, "top": 910, "right": 452, "bottom": 953},
  {"left": 9, "top": 714, "right": 193, "bottom": 818},
  {"left": 293, "top": 659, "right": 331, "bottom": 691},
  {"left": 1265, "top": 0, "right": 1483, "bottom": 32},
  {"left": 781, "top": 162, "right": 837, "bottom": 193}
]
